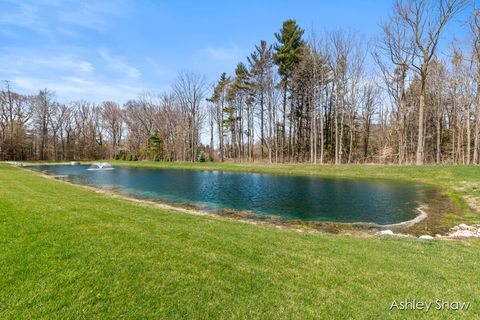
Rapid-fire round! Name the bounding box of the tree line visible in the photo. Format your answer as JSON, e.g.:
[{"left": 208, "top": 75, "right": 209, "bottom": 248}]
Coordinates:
[
  {"left": 1, "top": 0, "right": 478, "bottom": 164},
  {"left": 0, "top": 71, "right": 206, "bottom": 161}
]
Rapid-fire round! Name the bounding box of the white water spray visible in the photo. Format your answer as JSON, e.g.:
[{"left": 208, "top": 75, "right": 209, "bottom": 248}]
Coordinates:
[{"left": 87, "top": 162, "right": 114, "bottom": 170}]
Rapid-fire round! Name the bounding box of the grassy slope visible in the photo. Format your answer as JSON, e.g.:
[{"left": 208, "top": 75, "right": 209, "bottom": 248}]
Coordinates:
[{"left": 0, "top": 163, "right": 479, "bottom": 319}]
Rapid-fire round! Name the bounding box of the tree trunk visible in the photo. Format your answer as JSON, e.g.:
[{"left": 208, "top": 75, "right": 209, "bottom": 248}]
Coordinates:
[
  {"left": 467, "top": 105, "right": 471, "bottom": 164},
  {"left": 282, "top": 80, "right": 287, "bottom": 162},
  {"left": 416, "top": 92, "right": 425, "bottom": 165},
  {"left": 260, "top": 92, "right": 265, "bottom": 160},
  {"left": 436, "top": 115, "right": 441, "bottom": 164},
  {"left": 474, "top": 83, "right": 480, "bottom": 164}
]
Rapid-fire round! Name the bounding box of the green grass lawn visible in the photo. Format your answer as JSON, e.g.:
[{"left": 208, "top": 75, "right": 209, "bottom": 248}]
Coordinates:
[{"left": 1, "top": 163, "right": 479, "bottom": 319}]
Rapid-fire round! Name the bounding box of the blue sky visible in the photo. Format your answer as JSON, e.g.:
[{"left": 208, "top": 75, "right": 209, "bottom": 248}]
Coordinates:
[{"left": 0, "top": 0, "right": 471, "bottom": 103}]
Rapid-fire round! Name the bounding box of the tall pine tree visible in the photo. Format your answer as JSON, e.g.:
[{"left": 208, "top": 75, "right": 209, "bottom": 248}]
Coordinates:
[
  {"left": 248, "top": 40, "right": 274, "bottom": 159},
  {"left": 273, "top": 20, "right": 305, "bottom": 160}
]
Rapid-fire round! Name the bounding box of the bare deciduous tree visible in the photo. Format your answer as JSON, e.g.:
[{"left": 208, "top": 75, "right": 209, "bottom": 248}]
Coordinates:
[{"left": 397, "top": 0, "right": 467, "bottom": 164}]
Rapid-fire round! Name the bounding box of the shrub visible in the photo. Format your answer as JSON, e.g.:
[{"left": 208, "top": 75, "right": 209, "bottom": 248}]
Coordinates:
[{"left": 198, "top": 151, "right": 206, "bottom": 162}]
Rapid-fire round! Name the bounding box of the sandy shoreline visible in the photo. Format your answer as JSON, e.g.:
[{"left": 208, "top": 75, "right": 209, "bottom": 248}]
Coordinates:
[{"left": 377, "top": 206, "right": 428, "bottom": 228}]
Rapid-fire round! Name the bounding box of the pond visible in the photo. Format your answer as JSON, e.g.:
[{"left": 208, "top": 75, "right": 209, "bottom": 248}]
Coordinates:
[{"left": 29, "top": 165, "right": 446, "bottom": 225}]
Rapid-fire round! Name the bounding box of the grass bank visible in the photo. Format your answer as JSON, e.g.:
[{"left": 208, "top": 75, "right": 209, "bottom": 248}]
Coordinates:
[{"left": 0, "top": 163, "right": 479, "bottom": 319}]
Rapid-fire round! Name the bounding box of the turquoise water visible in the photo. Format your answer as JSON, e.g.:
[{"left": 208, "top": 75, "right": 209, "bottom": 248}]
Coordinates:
[{"left": 30, "top": 165, "right": 442, "bottom": 225}]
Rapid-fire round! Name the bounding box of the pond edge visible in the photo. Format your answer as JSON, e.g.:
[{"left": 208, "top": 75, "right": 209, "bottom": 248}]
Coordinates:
[{"left": 17, "top": 163, "right": 466, "bottom": 240}]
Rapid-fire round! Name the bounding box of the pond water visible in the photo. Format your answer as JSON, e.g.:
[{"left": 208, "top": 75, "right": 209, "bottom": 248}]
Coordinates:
[{"left": 30, "top": 165, "right": 444, "bottom": 225}]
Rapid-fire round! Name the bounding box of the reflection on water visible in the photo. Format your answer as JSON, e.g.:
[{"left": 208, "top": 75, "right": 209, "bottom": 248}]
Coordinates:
[{"left": 30, "top": 165, "right": 442, "bottom": 225}]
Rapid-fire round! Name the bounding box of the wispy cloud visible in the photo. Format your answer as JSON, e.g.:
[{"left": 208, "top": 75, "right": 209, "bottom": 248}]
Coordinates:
[
  {"left": 11, "top": 75, "right": 144, "bottom": 103},
  {"left": 0, "top": 46, "right": 145, "bottom": 102},
  {"left": 0, "top": 0, "right": 229, "bottom": 102},
  {"left": 200, "top": 44, "right": 242, "bottom": 62},
  {"left": 146, "top": 59, "right": 172, "bottom": 77},
  {"left": 0, "top": 1, "right": 146, "bottom": 102},
  {"left": 0, "top": 48, "right": 94, "bottom": 75},
  {"left": 57, "top": 1, "right": 132, "bottom": 32},
  {"left": 99, "top": 49, "right": 141, "bottom": 79},
  {"left": 0, "top": 3, "right": 52, "bottom": 36},
  {"left": 0, "top": 0, "right": 132, "bottom": 36}
]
